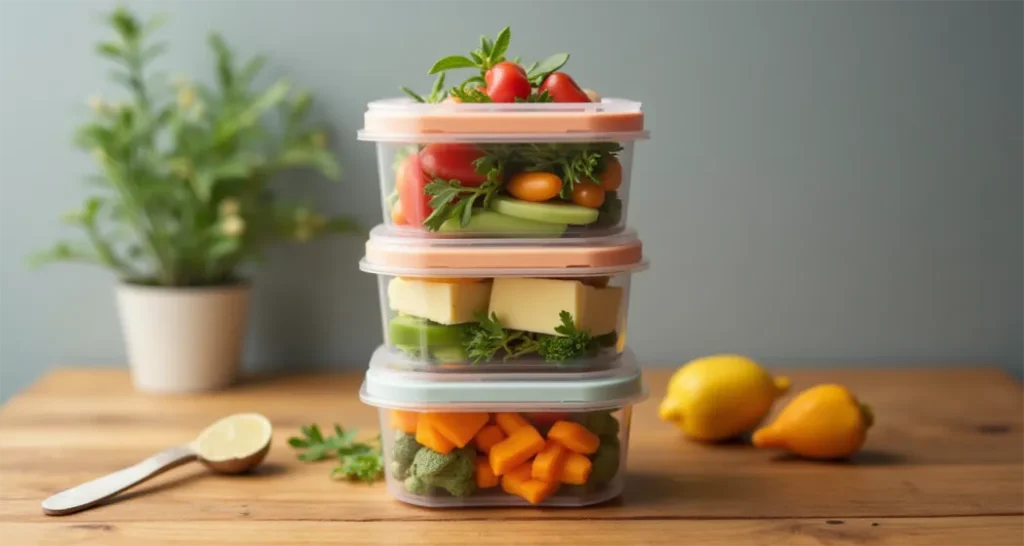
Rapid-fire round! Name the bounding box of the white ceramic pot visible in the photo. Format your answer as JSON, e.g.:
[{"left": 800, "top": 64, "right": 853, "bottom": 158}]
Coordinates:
[{"left": 116, "top": 283, "right": 251, "bottom": 393}]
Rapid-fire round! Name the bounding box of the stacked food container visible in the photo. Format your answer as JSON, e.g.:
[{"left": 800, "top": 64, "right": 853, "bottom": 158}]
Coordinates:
[{"left": 356, "top": 40, "right": 649, "bottom": 506}]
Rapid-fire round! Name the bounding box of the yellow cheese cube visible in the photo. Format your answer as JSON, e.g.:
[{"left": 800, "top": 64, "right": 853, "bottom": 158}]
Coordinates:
[
  {"left": 387, "top": 278, "right": 491, "bottom": 325},
  {"left": 488, "top": 278, "right": 621, "bottom": 336}
]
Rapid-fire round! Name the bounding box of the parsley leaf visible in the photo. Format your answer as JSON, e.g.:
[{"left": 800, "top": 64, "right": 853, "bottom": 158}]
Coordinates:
[
  {"left": 289, "top": 424, "right": 384, "bottom": 483},
  {"left": 462, "top": 310, "right": 603, "bottom": 364}
]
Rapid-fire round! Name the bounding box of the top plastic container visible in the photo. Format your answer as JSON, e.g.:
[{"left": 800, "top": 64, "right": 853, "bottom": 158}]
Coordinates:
[{"left": 358, "top": 98, "right": 648, "bottom": 239}]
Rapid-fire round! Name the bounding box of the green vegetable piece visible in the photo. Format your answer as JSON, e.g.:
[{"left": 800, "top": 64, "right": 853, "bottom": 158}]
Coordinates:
[
  {"left": 489, "top": 196, "right": 599, "bottom": 226},
  {"left": 404, "top": 475, "right": 431, "bottom": 495},
  {"left": 439, "top": 210, "right": 566, "bottom": 236},
  {"left": 593, "top": 191, "right": 623, "bottom": 229},
  {"left": 577, "top": 411, "right": 620, "bottom": 440},
  {"left": 431, "top": 345, "right": 468, "bottom": 363},
  {"left": 589, "top": 442, "right": 620, "bottom": 485},
  {"left": 390, "top": 430, "right": 422, "bottom": 479},
  {"left": 389, "top": 316, "right": 467, "bottom": 347},
  {"left": 408, "top": 446, "right": 477, "bottom": 498}
]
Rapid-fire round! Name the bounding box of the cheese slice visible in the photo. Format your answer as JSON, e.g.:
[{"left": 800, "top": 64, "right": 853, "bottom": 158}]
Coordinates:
[
  {"left": 388, "top": 278, "right": 492, "bottom": 325},
  {"left": 488, "top": 278, "right": 622, "bottom": 336}
]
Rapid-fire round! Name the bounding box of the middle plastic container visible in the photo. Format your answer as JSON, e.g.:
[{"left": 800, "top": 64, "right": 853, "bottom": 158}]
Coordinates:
[{"left": 360, "top": 225, "right": 647, "bottom": 372}]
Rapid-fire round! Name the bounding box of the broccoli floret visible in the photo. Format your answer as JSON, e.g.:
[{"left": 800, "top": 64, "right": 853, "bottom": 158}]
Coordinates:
[
  {"left": 404, "top": 475, "right": 431, "bottom": 495},
  {"left": 408, "top": 446, "right": 477, "bottom": 498},
  {"left": 577, "top": 411, "right": 620, "bottom": 440},
  {"left": 589, "top": 442, "right": 620, "bottom": 485},
  {"left": 390, "top": 431, "right": 421, "bottom": 479}
]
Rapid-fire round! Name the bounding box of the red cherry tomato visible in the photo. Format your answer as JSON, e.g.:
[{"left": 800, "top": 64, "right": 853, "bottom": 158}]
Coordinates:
[
  {"left": 539, "top": 72, "right": 590, "bottom": 103},
  {"left": 484, "top": 62, "right": 531, "bottom": 103},
  {"left": 419, "top": 143, "right": 487, "bottom": 186},
  {"left": 396, "top": 153, "right": 431, "bottom": 227},
  {"left": 572, "top": 182, "right": 605, "bottom": 208}
]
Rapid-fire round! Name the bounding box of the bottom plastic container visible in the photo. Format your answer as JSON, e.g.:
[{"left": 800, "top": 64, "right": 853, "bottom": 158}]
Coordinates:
[{"left": 360, "top": 350, "right": 645, "bottom": 507}]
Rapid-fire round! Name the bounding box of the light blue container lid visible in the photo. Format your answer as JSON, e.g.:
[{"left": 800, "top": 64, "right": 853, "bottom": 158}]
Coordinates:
[{"left": 360, "top": 346, "right": 646, "bottom": 411}]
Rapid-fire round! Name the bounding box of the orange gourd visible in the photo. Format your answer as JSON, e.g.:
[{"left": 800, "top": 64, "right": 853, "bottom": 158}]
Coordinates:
[
  {"left": 475, "top": 456, "right": 499, "bottom": 489},
  {"left": 489, "top": 424, "right": 545, "bottom": 476},
  {"left": 389, "top": 410, "right": 419, "bottom": 434},
  {"left": 415, "top": 418, "right": 455, "bottom": 454},
  {"left": 424, "top": 412, "right": 489, "bottom": 448},
  {"left": 495, "top": 413, "right": 530, "bottom": 435},
  {"left": 532, "top": 439, "right": 567, "bottom": 482},
  {"left": 474, "top": 424, "right": 506, "bottom": 453},
  {"left": 547, "top": 421, "right": 600, "bottom": 454},
  {"left": 561, "top": 452, "right": 592, "bottom": 485}
]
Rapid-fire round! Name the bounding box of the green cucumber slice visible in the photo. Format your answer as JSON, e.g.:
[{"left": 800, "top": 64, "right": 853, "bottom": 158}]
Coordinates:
[
  {"left": 438, "top": 210, "right": 566, "bottom": 235},
  {"left": 389, "top": 316, "right": 467, "bottom": 347},
  {"left": 489, "top": 196, "right": 600, "bottom": 225}
]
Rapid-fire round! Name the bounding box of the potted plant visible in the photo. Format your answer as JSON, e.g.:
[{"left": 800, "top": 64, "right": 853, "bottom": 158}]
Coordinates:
[{"left": 31, "top": 8, "right": 356, "bottom": 393}]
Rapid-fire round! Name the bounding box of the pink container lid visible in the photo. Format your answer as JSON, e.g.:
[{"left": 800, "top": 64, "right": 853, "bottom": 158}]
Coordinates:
[
  {"left": 358, "top": 98, "right": 648, "bottom": 143},
  {"left": 359, "top": 226, "right": 646, "bottom": 277}
]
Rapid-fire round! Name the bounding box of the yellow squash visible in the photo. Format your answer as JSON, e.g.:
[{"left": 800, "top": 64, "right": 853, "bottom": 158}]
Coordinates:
[
  {"left": 659, "top": 354, "right": 790, "bottom": 442},
  {"left": 752, "top": 384, "right": 873, "bottom": 460}
]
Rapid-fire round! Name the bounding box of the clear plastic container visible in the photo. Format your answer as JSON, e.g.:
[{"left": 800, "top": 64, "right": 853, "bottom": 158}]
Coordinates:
[
  {"left": 360, "top": 226, "right": 647, "bottom": 372},
  {"left": 357, "top": 98, "right": 649, "bottom": 239},
  {"left": 360, "top": 354, "right": 646, "bottom": 507}
]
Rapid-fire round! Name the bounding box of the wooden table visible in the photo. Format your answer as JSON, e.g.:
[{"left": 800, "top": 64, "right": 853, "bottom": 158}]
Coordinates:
[{"left": 1, "top": 367, "right": 1021, "bottom": 545}]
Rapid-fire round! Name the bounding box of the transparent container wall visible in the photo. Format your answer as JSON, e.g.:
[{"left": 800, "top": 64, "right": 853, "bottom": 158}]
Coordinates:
[
  {"left": 376, "top": 271, "right": 632, "bottom": 372},
  {"left": 376, "top": 141, "right": 634, "bottom": 239},
  {"left": 379, "top": 406, "right": 632, "bottom": 507}
]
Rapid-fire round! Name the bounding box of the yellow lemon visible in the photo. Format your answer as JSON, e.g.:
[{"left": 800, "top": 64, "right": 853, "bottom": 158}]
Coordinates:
[
  {"left": 659, "top": 354, "right": 790, "bottom": 442},
  {"left": 752, "top": 384, "right": 873, "bottom": 460}
]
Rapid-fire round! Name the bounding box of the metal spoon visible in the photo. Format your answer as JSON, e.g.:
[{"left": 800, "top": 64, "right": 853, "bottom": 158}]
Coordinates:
[{"left": 42, "top": 413, "right": 272, "bottom": 516}]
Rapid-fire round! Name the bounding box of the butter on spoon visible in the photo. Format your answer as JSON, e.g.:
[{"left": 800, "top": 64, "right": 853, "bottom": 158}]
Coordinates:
[{"left": 42, "top": 413, "right": 272, "bottom": 516}]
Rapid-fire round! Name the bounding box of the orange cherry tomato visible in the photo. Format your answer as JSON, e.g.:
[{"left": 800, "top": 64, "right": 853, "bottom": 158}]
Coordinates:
[
  {"left": 598, "top": 157, "right": 623, "bottom": 191},
  {"left": 507, "top": 172, "right": 563, "bottom": 202},
  {"left": 390, "top": 201, "right": 407, "bottom": 225},
  {"left": 572, "top": 183, "right": 605, "bottom": 208}
]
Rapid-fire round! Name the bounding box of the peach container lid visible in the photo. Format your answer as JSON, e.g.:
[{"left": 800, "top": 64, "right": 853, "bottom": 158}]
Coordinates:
[
  {"left": 358, "top": 98, "right": 649, "bottom": 143},
  {"left": 359, "top": 226, "right": 647, "bottom": 277}
]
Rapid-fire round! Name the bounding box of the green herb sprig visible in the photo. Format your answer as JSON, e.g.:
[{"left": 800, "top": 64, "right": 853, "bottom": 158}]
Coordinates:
[
  {"left": 421, "top": 156, "right": 504, "bottom": 231},
  {"left": 289, "top": 424, "right": 384, "bottom": 483},
  {"left": 463, "top": 311, "right": 602, "bottom": 364}
]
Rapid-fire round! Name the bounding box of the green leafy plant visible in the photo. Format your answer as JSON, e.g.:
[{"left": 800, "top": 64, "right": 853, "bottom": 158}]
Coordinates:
[
  {"left": 289, "top": 424, "right": 384, "bottom": 484},
  {"left": 31, "top": 8, "right": 357, "bottom": 286}
]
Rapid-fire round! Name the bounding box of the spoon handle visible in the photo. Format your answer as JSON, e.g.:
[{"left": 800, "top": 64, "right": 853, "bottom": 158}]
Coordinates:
[{"left": 41, "top": 444, "right": 198, "bottom": 516}]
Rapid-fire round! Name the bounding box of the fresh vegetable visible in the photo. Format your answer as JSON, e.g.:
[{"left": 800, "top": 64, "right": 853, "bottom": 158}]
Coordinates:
[
  {"left": 397, "top": 153, "right": 432, "bottom": 227},
  {"left": 420, "top": 144, "right": 489, "bottom": 186},
  {"left": 289, "top": 424, "right": 384, "bottom": 484},
  {"left": 547, "top": 421, "right": 600, "bottom": 454},
  {"left": 474, "top": 424, "right": 506, "bottom": 453},
  {"left": 489, "top": 424, "right": 545, "bottom": 476},
  {"left": 494, "top": 412, "right": 531, "bottom": 436},
  {"left": 577, "top": 411, "right": 620, "bottom": 441},
  {"left": 422, "top": 172, "right": 503, "bottom": 231},
  {"left": 506, "top": 172, "right": 563, "bottom": 202},
  {"left": 463, "top": 310, "right": 605, "bottom": 364},
  {"left": 484, "top": 61, "right": 532, "bottom": 102},
  {"left": 539, "top": 72, "right": 590, "bottom": 103},
  {"left": 571, "top": 182, "right": 605, "bottom": 208},
  {"left": 595, "top": 157, "right": 623, "bottom": 191},
  {"left": 390, "top": 201, "right": 407, "bottom": 225},
  {"left": 489, "top": 196, "right": 599, "bottom": 225},
  {"left": 475, "top": 456, "right": 500, "bottom": 488},
  {"left": 593, "top": 191, "right": 623, "bottom": 229},
  {"left": 416, "top": 418, "right": 456, "bottom": 455},
  {"left": 390, "top": 410, "right": 419, "bottom": 434},
  {"left": 409, "top": 446, "right": 477, "bottom": 497},
  {"left": 752, "top": 384, "right": 874, "bottom": 460},
  {"left": 389, "top": 316, "right": 468, "bottom": 347},
  {"left": 501, "top": 462, "right": 559, "bottom": 504},
  {"left": 390, "top": 430, "right": 422, "bottom": 480},
  {"left": 424, "top": 413, "right": 490, "bottom": 449},
  {"left": 438, "top": 210, "right": 567, "bottom": 236},
  {"left": 560, "top": 452, "right": 593, "bottom": 485},
  {"left": 588, "top": 441, "right": 620, "bottom": 485},
  {"left": 532, "top": 439, "right": 568, "bottom": 482},
  {"left": 659, "top": 354, "right": 790, "bottom": 442}
]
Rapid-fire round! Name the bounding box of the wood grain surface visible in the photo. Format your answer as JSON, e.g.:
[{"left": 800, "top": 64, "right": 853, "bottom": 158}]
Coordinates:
[{"left": 1, "top": 367, "right": 1021, "bottom": 545}]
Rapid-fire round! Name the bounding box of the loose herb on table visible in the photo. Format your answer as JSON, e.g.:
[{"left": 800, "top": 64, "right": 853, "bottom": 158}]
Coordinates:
[{"left": 289, "top": 424, "right": 384, "bottom": 483}]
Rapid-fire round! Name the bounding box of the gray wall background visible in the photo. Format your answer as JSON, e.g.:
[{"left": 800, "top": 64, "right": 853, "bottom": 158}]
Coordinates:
[{"left": 1, "top": 0, "right": 1021, "bottom": 401}]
